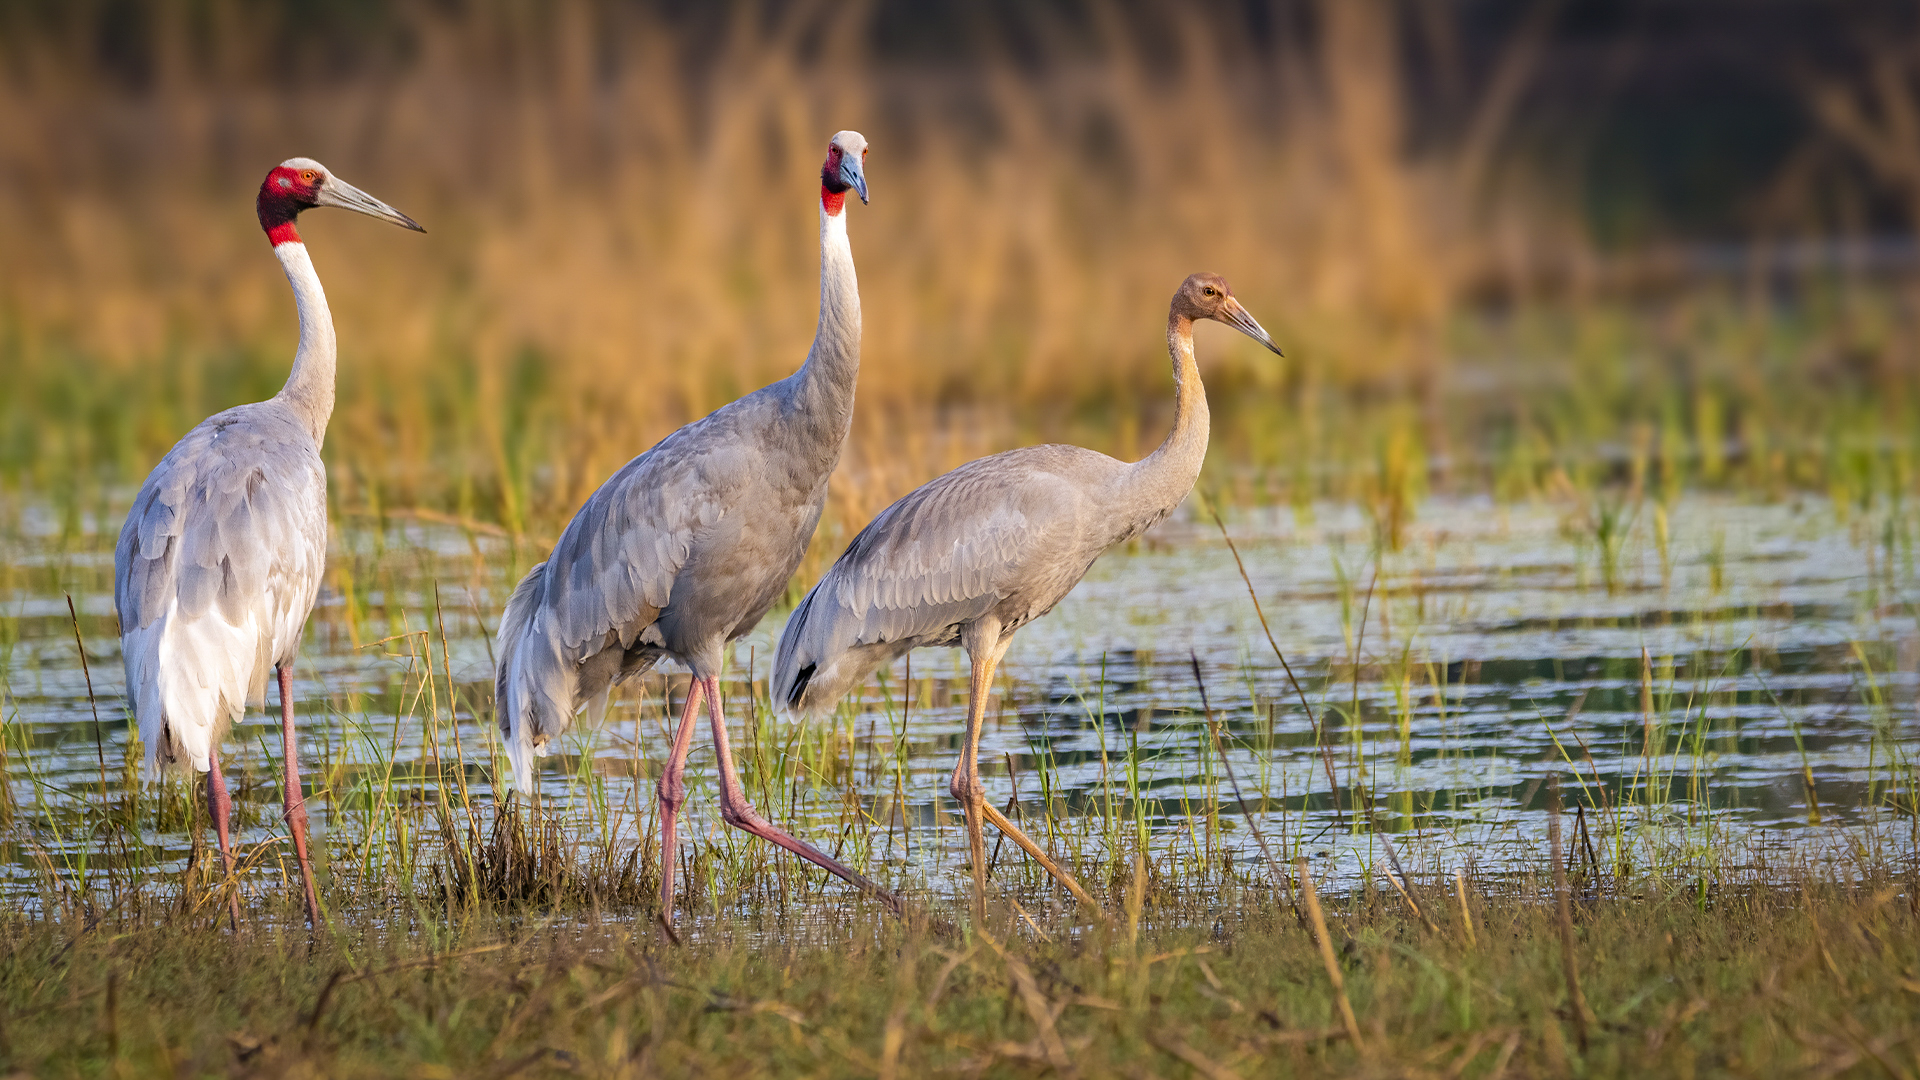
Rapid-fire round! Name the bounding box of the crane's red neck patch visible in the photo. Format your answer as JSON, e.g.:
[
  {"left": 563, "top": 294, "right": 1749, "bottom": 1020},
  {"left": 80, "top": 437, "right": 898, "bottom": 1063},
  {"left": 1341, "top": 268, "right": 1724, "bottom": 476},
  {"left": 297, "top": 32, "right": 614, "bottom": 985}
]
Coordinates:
[
  {"left": 820, "top": 144, "right": 850, "bottom": 216},
  {"left": 257, "top": 166, "right": 317, "bottom": 247}
]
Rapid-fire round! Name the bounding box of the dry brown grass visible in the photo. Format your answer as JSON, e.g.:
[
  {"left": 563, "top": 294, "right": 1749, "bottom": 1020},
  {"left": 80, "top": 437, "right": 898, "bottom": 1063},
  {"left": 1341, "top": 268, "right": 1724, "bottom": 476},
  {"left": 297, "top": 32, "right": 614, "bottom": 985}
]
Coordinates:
[
  {"left": 5, "top": 865, "right": 1917, "bottom": 1078},
  {"left": 0, "top": 2, "right": 1586, "bottom": 542},
  {"left": 6, "top": 0, "right": 1917, "bottom": 585}
]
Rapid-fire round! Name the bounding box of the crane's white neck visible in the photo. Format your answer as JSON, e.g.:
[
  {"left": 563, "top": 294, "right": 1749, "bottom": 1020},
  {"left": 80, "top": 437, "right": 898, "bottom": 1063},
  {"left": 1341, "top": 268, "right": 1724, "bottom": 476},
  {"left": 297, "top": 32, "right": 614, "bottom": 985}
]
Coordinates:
[
  {"left": 1123, "top": 314, "right": 1211, "bottom": 511},
  {"left": 270, "top": 241, "right": 337, "bottom": 445},
  {"left": 790, "top": 201, "right": 861, "bottom": 428}
]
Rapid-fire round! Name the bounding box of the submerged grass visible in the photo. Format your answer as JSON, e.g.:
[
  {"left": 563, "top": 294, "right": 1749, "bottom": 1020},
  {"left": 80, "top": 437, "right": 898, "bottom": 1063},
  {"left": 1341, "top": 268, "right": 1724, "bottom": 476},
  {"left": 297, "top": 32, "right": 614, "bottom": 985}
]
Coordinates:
[{"left": 2, "top": 861, "right": 1916, "bottom": 1077}]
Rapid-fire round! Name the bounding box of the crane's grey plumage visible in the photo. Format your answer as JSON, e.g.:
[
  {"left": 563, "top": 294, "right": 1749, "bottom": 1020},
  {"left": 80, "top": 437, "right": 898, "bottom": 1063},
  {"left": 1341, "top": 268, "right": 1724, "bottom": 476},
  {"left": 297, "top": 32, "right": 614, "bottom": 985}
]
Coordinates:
[
  {"left": 774, "top": 445, "right": 1152, "bottom": 712},
  {"left": 114, "top": 157, "right": 422, "bottom": 928},
  {"left": 493, "top": 131, "right": 897, "bottom": 927},
  {"left": 118, "top": 404, "right": 327, "bottom": 766},
  {"left": 772, "top": 273, "right": 1281, "bottom": 921}
]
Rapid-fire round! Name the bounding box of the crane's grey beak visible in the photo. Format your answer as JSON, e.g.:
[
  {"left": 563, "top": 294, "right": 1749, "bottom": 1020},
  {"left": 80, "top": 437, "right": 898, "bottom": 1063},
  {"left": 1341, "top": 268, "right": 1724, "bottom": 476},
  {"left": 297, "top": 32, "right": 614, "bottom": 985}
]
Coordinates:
[
  {"left": 317, "top": 177, "right": 426, "bottom": 233},
  {"left": 1221, "top": 297, "right": 1283, "bottom": 357},
  {"left": 838, "top": 154, "right": 869, "bottom": 205}
]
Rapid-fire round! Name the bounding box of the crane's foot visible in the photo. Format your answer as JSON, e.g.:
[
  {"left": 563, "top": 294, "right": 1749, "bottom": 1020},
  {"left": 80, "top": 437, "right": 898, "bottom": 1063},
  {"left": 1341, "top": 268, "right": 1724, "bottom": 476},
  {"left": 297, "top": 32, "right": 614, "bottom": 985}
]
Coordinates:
[
  {"left": 719, "top": 795, "right": 905, "bottom": 917},
  {"left": 979, "top": 799, "right": 1109, "bottom": 921},
  {"left": 705, "top": 672, "right": 907, "bottom": 921}
]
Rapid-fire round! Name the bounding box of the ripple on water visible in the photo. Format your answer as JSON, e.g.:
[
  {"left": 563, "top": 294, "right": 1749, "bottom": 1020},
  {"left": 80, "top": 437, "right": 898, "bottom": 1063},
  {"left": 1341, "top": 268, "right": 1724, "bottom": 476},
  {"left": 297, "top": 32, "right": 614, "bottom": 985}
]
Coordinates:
[{"left": 2, "top": 494, "right": 1914, "bottom": 904}]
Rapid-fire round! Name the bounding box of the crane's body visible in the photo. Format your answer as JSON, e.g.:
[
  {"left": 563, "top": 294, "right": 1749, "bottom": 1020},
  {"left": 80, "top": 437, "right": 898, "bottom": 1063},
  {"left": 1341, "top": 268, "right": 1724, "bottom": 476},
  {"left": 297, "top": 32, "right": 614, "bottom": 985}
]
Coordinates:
[
  {"left": 493, "top": 336, "right": 855, "bottom": 764},
  {"left": 493, "top": 132, "right": 896, "bottom": 927},
  {"left": 118, "top": 391, "right": 327, "bottom": 772},
  {"left": 114, "top": 159, "right": 422, "bottom": 928},
  {"left": 775, "top": 442, "right": 1185, "bottom": 714},
  {"left": 773, "top": 273, "right": 1281, "bottom": 922}
]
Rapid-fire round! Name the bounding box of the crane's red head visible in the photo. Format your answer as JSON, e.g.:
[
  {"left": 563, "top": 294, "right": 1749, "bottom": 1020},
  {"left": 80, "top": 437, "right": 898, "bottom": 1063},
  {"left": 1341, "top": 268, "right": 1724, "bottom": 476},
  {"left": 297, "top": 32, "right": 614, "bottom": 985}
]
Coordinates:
[
  {"left": 819, "top": 130, "right": 869, "bottom": 217},
  {"left": 256, "top": 156, "right": 425, "bottom": 247}
]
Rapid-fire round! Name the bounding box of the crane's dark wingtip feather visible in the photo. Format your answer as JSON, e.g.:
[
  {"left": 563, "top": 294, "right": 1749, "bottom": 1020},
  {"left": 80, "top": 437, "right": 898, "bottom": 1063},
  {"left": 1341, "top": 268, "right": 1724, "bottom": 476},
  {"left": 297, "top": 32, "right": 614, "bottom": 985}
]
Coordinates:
[{"left": 787, "top": 664, "right": 815, "bottom": 710}]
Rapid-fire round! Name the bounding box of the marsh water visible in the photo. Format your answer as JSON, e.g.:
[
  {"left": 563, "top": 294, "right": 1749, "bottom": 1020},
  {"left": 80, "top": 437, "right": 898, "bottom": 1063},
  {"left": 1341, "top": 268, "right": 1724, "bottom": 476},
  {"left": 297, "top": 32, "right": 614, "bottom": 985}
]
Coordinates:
[{"left": 3, "top": 493, "right": 1915, "bottom": 908}]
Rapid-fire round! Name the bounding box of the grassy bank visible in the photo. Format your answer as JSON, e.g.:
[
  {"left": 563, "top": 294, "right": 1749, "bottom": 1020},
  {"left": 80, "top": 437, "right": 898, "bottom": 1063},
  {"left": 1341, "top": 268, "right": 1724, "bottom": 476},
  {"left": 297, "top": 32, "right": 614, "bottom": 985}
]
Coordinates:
[{"left": 2, "top": 858, "right": 1915, "bottom": 1078}]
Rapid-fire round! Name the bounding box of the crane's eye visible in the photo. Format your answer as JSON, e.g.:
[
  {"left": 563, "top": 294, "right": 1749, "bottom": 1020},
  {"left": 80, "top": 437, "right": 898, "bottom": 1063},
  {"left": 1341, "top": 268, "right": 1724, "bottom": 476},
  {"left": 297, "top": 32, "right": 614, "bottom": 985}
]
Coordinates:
[
  {"left": 301, "top": 170, "right": 318, "bottom": 184},
  {"left": 1202, "top": 286, "right": 1217, "bottom": 297}
]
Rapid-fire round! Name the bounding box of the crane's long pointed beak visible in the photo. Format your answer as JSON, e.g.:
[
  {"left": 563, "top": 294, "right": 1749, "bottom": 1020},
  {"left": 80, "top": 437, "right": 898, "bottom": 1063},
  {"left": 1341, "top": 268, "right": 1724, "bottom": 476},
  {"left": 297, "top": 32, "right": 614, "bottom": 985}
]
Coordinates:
[
  {"left": 1222, "top": 297, "right": 1283, "bottom": 357},
  {"left": 839, "top": 155, "right": 869, "bottom": 205},
  {"left": 317, "top": 177, "right": 426, "bottom": 233}
]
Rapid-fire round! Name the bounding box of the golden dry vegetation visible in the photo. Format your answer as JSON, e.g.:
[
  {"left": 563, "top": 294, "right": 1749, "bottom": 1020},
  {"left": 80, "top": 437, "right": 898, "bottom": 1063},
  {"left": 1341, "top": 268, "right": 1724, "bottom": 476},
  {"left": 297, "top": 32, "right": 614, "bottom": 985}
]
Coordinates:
[{"left": 0, "top": 0, "right": 1913, "bottom": 571}]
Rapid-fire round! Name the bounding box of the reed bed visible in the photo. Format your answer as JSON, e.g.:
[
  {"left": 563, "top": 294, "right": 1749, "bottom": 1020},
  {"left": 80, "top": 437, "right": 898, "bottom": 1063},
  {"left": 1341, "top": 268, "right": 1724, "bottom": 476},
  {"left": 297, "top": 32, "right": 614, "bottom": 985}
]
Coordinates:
[{"left": 3, "top": 0, "right": 1917, "bottom": 581}]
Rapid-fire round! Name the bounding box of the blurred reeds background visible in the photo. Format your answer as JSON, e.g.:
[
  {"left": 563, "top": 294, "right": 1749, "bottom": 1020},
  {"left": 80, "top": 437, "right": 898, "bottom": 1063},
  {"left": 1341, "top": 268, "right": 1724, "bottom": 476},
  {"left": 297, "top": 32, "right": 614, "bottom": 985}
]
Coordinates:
[{"left": 4, "top": 0, "right": 1919, "bottom": 561}]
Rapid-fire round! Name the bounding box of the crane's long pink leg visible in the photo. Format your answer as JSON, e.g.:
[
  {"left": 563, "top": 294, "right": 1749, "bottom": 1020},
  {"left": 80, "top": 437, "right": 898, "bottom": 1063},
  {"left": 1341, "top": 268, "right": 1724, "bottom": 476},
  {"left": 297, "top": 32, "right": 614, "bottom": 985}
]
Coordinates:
[
  {"left": 656, "top": 677, "right": 706, "bottom": 928},
  {"left": 951, "top": 641, "right": 996, "bottom": 927},
  {"left": 706, "top": 674, "right": 904, "bottom": 917},
  {"left": 952, "top": 628, "right": 1101, "bottom": 918},
  {"left": 205, "top": 754, "right": 241, "bottom": 930},
  {"left": 277, "top": 666, "right": 321, "bottom": 929}
]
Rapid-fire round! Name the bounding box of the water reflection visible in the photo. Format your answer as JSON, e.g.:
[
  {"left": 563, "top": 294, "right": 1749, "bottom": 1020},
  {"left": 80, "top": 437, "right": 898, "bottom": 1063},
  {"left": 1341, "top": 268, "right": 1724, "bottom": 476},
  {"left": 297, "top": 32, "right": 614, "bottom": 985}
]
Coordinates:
[{"left": 3, "top": 495, "right": 1914, "bottom": 902}]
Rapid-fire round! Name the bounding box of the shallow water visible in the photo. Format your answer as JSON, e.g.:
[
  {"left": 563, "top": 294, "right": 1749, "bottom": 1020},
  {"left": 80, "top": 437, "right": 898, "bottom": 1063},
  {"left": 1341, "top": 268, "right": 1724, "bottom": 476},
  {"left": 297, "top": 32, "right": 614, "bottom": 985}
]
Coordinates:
[{"left": 3, "top": 493, "right": 1915, "bottom": 907}]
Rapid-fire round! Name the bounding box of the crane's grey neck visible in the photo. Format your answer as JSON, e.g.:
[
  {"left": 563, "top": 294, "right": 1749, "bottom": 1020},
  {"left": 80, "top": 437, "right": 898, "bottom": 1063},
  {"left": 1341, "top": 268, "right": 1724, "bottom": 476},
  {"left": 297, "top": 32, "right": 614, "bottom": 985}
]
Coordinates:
[
  {"left": 788, "top": 204, "right": 860, "bottom": 434},
  {"left": 269, "top": 242, "right": 337, "bottom": 445},
  {"left": 1123, "top": 313, "right": 1210, "bottom": 510}
]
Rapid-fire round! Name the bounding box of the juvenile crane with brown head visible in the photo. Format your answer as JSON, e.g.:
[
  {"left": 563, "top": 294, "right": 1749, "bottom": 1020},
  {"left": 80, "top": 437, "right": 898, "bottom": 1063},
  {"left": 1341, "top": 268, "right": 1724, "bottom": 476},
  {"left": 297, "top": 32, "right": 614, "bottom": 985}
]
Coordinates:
[{"left": 773, "top": 272, "right": 1281, "bottom": 925}]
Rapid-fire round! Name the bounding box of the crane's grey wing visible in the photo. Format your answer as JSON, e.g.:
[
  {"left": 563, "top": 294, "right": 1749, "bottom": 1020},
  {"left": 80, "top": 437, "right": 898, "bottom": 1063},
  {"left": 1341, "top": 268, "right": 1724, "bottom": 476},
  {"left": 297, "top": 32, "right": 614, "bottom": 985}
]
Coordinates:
[
  {"left": 774, "top": 452, "right": 1100, "bottom": 715},
  {"left": 114, "top": 409, "right": 328, "bottom": 775},
  {"left": 494, "top": 436, "right": 739, "bottom": 788},
  {"left": 542, "top": 449, "right": 738, "bottom": 656}
]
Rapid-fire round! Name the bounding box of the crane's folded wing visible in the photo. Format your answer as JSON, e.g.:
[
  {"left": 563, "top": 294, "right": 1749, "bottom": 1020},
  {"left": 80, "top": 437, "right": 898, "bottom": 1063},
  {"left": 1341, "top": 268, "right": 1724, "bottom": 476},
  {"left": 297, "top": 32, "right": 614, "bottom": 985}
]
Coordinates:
[
  {"left": 539, "top": 437, "right": 739, "bottom": 655},
  {"left": 115, "top": 411, "right": 326, "bottom": 638},
  {"left": 824, "top": 459, "right": 1088, "bottom": 644}
]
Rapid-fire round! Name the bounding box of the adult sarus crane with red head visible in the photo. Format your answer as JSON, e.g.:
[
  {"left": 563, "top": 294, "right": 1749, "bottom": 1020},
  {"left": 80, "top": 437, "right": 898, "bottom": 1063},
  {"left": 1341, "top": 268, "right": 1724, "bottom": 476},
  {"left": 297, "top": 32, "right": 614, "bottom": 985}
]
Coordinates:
[
  {"left": 492, "top": 131, "right": 895, "bottom": 931},
  {"left": 773, "top": 273, "right": 1282, "bottom": 925},
  {"left": 115, "top": 159, "right": 423, "bottom": 928}
]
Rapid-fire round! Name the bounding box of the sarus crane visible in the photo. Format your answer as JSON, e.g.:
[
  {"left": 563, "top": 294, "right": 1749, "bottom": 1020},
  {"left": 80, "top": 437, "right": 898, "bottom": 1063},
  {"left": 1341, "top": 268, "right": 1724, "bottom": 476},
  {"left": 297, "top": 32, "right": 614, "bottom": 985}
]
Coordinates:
[
  {"left": 772, "top": 273, "right": 1281, "bottom": 923},
  {"left": 115, "top": 159, "right": 423, "bottom": 928},
  {"left": 492, "top": 131, "right": 896, "bottom": 930}
]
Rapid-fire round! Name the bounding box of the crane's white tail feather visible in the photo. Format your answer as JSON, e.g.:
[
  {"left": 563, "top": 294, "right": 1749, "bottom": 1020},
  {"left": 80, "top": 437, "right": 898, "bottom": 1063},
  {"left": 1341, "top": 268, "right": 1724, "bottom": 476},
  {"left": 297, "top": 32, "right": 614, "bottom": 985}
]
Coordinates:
[
  {"left": 122, "top": 601, "right": 266, "bottom": 778},
  {"left": 772, "top": 590, "right": 909, "bottom": 720},
  {"left": 494, "top": 560, "right": 580, "bottom": 793}
]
